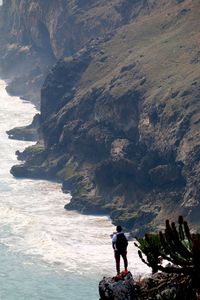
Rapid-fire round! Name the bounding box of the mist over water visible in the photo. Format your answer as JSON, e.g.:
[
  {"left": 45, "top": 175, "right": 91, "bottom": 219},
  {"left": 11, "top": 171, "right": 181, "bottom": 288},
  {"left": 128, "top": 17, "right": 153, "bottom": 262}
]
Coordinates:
[{"left": 0, "top": 80, "right": 150, "bottom": 299}]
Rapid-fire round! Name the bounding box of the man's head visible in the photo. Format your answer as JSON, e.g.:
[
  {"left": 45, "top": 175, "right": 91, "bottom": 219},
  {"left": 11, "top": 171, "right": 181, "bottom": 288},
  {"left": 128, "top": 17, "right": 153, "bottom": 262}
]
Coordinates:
[{"left": 116, "top": 225, "right": 122, "bottom": 232}]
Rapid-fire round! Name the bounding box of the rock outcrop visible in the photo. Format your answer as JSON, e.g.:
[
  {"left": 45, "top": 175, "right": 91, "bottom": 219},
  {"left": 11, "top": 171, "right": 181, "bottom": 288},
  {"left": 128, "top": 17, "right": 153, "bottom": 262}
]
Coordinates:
[
  {"left": 7, "top": 113, "right": 40, "bottom": 141},
  {"left": 99, "top": 271, "right": 197, "bottom": 300},
  {"left": 1, "top": 0, "right": 200, "bottom": 234},
  {"left": 99, "top": 272, "right": 137, "bottom": 300}
]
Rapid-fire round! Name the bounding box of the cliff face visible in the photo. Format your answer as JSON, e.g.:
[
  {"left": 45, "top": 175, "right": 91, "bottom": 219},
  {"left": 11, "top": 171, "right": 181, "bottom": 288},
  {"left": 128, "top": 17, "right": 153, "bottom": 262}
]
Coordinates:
[
  {"left": 2, "top": 0, "right": 200, "bottom": 234},
  {"left": 0, "top": 0, "right": 151, "bottom": 105}
]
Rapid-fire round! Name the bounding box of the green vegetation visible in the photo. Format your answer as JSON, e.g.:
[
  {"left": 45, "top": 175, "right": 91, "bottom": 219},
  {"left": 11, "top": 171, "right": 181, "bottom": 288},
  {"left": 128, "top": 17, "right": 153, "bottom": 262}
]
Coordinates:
[
  {"left": 63, "top": 165, "right": 74, "bottom": 179},
  {"left": 135, "top": 216, "right": 200, "bottom": 288},
  {"left": 110, "top": 209, "right": 138, "bottom": 227},
  {"left": 23, "top": 144, "right": 45, "bottom": 156}
]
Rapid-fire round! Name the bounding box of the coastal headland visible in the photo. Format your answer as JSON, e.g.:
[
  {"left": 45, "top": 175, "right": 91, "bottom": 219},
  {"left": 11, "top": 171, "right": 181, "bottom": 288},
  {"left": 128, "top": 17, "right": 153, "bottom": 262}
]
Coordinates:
[{"left": 0, "top": 0, "right": 200, "bottom": 236}]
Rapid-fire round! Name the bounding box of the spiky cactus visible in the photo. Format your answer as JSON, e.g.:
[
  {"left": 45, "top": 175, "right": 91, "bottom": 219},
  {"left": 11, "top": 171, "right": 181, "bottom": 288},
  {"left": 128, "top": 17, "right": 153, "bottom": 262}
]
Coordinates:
[{"left": 135, "top": 216, "right": 200, "bottom": 287}]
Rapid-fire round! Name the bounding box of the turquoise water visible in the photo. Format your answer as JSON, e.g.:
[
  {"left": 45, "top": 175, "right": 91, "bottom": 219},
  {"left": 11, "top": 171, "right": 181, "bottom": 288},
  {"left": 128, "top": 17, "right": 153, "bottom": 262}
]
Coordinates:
[
  {"left": 0, "top": 80, "right": 149, "bottom": 299},
  {"left": 0, "top": 245, "right": 98, "bottom": 300}
]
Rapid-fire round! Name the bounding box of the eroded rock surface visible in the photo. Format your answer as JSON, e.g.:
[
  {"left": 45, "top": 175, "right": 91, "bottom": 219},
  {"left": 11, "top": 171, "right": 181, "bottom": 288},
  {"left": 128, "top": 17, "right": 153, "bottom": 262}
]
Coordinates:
[{"left": 99, "top": 272, "right": 137, "bottom": 300}]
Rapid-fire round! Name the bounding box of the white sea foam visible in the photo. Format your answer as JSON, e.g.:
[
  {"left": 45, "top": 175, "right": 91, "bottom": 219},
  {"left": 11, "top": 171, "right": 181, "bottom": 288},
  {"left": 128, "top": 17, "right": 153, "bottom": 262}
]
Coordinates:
[{"left": 0, "top": 80, "right": 150, "bottom": 277}]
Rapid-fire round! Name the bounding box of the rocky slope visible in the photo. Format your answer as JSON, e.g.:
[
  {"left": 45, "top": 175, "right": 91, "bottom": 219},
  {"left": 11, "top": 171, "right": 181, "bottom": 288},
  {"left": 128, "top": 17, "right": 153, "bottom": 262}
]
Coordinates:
[
  {"left": 99, "top": 271, "right": 198, "bottom": 300},
  {"left": 1, "top": 0, "right": 200, "bottom": 235}
]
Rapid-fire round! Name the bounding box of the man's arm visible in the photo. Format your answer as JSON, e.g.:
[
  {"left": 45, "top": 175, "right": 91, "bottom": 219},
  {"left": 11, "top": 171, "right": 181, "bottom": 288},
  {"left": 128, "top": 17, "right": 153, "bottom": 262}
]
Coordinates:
[
  {"left": 124, "top": 233, "right": 129, "bottom": 240},
  {"left": 112, "top": 241, "right": 115, "bottom": 250},
  {"left": 112, "top": 234, "right": 117, "bottom": 250}
]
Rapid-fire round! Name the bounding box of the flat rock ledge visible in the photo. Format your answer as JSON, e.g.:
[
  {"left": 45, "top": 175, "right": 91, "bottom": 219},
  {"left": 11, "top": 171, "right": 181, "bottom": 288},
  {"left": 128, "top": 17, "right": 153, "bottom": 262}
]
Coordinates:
[{"left": 99, "top": 272, "right": 138, "bottom": 300}]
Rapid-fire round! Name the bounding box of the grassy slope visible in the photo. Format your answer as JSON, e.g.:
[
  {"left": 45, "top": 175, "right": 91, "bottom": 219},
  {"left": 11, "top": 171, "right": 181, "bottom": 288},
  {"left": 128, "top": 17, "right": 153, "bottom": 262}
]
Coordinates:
[
  {"left": 79, "top": 0, "right": 200, "bottom": 158},
  {"left": 74, "top": 0, "right": 200, "bottom": 229}
]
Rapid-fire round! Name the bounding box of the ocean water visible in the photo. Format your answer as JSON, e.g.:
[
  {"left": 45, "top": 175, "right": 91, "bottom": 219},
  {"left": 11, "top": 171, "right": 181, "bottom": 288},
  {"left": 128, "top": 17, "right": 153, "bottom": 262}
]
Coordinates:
[{"left": 0, "top": 80, "right": 150, "bottom": 299}]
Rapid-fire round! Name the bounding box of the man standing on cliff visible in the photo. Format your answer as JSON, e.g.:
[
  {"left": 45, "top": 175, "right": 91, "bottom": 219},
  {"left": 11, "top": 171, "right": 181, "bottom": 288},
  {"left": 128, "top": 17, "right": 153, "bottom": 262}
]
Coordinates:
[{"left": 112, "top": 225, "right": 128, "bottom": 279}]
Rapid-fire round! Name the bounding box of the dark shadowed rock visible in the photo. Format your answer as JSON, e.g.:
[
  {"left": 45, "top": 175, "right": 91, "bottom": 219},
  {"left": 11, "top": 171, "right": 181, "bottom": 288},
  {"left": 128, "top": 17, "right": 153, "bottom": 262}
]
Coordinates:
[
  {"left": 99, "top": 272, "right": 138, "bottom": 300},
  {"left": 149, "top": 164, "right": 182, "bottom": 186}
]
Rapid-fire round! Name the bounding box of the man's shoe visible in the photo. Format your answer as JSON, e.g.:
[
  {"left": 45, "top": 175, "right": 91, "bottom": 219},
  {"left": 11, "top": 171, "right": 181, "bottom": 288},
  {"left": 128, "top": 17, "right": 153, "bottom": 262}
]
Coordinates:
[
  {"left": 115, "top": 274, "right": 121, "bottom": 279},
  {"left": 123, "top": 270, "right": 129, "bottom": 275}
]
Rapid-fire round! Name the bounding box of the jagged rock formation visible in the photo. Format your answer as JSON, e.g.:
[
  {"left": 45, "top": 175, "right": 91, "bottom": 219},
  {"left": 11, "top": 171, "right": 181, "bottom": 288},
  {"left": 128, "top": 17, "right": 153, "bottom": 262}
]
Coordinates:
[
  {"left": 1, "top": 0, "right": 200, "bottom": 234},
  {"left": 99, "top": 272, "right": 137, "bottom": 300},
  {"left": 99, "top": 271, "right": 198, "bottom": 300},
  {"left": 6, "top": 113, "right": 40, "bottom": 141}
]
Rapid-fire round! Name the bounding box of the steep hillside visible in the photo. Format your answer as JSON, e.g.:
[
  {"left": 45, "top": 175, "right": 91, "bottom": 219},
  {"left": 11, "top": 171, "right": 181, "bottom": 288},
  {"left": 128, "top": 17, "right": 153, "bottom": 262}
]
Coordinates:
[
  {"left": 1, "top": 0, "right": 200, "bottom": 234},
  {"left": 0, "top": 0, "right": 151, "bottom": 105}
]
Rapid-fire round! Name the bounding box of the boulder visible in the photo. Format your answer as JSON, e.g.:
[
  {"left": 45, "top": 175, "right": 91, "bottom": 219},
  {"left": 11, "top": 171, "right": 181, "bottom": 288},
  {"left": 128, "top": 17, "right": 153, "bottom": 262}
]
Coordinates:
[{"left": 99, "top": 272, "right": 138, "bottom": 300}]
